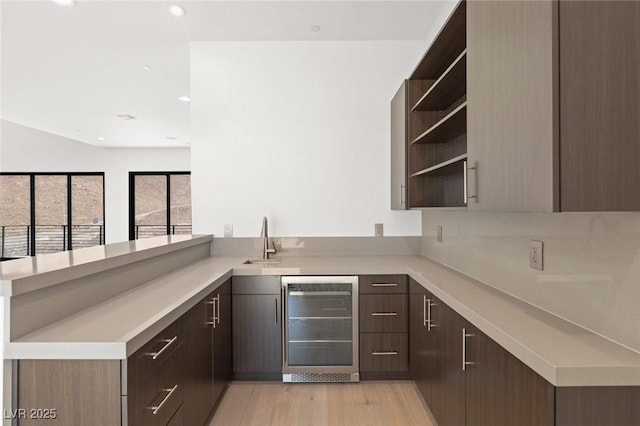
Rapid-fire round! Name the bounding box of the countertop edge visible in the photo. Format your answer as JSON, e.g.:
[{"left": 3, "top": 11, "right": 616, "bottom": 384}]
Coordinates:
[{"left": 5, "top": 235, "right": 213, "bottom": 297}]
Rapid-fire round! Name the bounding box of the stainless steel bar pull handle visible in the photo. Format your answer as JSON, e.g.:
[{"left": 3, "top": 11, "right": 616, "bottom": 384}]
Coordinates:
[
  {"left": 462, "top": 328, "right": 474, "bottom": 371},
  {"left": 206, "top": 297, "right": 217, "bottom": 326},
  {"left": 423, "top": 295, "right": 427, "bottom": 327},
  {"left": 216, "top": 293, "right": 221, "bottom": 325},
  {"left": 371, "top": 283, "right": 398, "bottom": 287},
  {"left": 148, "top": 385, "right": 178, "bottom": 415},
  {"left": 275, "top": 298, "right": 278, "bottom": 325},
  {"left": 464, "top": 160, "right": 477, "bottom": 204},
  {"left": 426, "top": 298, "right": 433, "bottom": 331},
  {"left": 148, "top": 336, "right": 178, "bottom": 360},
  {"left": 372, "top": 351, "right": 399, "bottom": 356},
  {"left": 371, "top": 312, "right": 398, "bottom": 316},
  {"left": 282, "top": 287, "right": 287, "bottom": 365},
  {"left": 289, "top": 291, "right": 351, "bottom": 296}
]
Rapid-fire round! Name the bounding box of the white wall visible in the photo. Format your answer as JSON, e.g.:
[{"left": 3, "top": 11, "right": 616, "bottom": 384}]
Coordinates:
[
  {"left": 0, "top": 120, "right": 190, "bottom": 243},
  {"left": 191, "top": 41, "right": 423, "bottom": 237},
  {"left": 422, "top": 211, "right": 640, "bottom": 352}
]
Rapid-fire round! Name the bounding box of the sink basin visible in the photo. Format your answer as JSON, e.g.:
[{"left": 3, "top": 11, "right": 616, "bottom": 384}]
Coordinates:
[{"left": 243, "top": 258, "right": 283, "bottom": 265}]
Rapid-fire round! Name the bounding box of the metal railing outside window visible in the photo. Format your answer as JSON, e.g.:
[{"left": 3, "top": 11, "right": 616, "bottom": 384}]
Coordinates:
[
  {"left": 134, "top": 225, "right": 192, "bottom": 240},
  {"left": 0, "top": 225, "right": 104, "bottom": 259},
  {"left": 0, "top": 172, "right": 105, "bottom": 260},
  {"left": 129, "top": 172, "right": 191, "bottom": 240}
]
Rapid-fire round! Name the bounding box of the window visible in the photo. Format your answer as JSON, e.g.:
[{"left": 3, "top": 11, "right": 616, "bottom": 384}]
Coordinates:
[
  {"left": 129, "top": 172, "right": 191, "bottom": 240},
  {"left": 0, "top": 173, "right": 105, "bottom": 259}
]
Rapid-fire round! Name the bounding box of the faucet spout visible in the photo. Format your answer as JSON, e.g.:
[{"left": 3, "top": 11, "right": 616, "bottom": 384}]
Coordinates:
[{"left": 261, "top": 216, "right": 277, "bottom": 260}]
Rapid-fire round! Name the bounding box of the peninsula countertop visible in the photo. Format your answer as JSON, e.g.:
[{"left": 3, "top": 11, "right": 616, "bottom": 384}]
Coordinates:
[{"left": 6, "top": 254, "right": 640, "bottom": 387}]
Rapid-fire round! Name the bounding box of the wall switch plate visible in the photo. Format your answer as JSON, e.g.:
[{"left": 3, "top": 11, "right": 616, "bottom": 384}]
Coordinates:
[
  {"left": 375, "top": 223, "right": 384, "bottom": 237},
  {"left": 437, "top": 226, "right": 443, "bottom": 243},
  {"left": 224, "top": 224, "right": 233, "bottom": 238},
  {"left": 529, "top": 240, "right": 543, "bottom": 271}
]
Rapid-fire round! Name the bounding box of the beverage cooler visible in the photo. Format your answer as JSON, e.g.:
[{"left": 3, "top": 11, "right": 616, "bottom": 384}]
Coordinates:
[{"left": 281, "top": 276, "right": 359, "bottom": 382}]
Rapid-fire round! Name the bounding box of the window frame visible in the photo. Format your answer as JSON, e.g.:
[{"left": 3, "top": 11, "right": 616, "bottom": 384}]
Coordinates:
[
  {"left": 0, "top": 172, "right": 105, "bottom": 258},
  {"left": 128, "top": 171, "right": 191, "bottom": 241}
]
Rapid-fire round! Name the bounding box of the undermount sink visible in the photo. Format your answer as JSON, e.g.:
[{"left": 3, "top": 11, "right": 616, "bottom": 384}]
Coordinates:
[{"left": 243, "top": 258, "right": 282, "bottom": 265}]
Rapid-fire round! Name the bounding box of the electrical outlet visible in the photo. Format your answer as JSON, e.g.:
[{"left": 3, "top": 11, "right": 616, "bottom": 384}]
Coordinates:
[
  {"left": 437, "top": 226, "right": 443, "bottom": 243},
  {"left": 529, "top": 240, "right": 543, "bottom": 271},
  {"left": 375, "top": 223, "right": 384, "bottom": 237},
  {"left": 224, "top": 224, "right": 233, "bottom": 238}
]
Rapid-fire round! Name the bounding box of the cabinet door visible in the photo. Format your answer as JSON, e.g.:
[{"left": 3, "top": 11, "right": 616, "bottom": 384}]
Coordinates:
[
  {"left": 233, "top": 294, "right": 282, "bottom": 375},
  {"left": 183, "top": 294, "right": 214, "bottom": 426},
  {"left": 409, "top": 283, "right": 430, "bottom": 405},
  {"left": 213, "top": 280, "right": 232, "bottom": 402},
  {"left": 558, "top": 0, "right": 640, "bottom": 211},
  {"left": 504, "top": 348, "right": 554, "bottom": 425},
  {"left": 467, "top": 0, "right": 557, "bottom": 212},
  {"left": 431, "top": 301, "right": 465, "bottom": 426},
  {"left": 464, "top": 323, "right": 507, "bottom": 426},
  {"left": 391, "top": 80, "right": 409, "bottom": 210}
]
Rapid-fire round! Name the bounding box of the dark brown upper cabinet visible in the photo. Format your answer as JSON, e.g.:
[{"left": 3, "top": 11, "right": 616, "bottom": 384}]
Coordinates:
[{"left": 466, "top": 0, "right": 640, "bottom": 212}]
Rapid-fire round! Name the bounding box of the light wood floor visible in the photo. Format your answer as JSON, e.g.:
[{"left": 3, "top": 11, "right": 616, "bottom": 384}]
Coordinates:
[{"left": 209, "top": 381, "right": 435, "bottom": 426}]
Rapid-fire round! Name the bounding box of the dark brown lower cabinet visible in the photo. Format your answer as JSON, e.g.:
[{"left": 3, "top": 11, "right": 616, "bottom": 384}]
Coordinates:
[
  {"left": 408, "top": 278, "right": 640, "bottom": 426},
  {"left": 431, "top": 295, "right": 465, "bottom": 426},
  {"left": 359, "top": 278, "right": 409, "bottom": 380},
  {"left": 410, "top": 279, "right": 464, "bottom": 426},
  {"left": 232, "top": 276, "right": 282, "bottom": 379},
  {"left": 17, "top": 280, "right": 233, "bottom": 426},
  {"left": 183, "top": 279, "right": 233, "bottom": 426},
  {"left": 555, "top": 387, "right": 640, "bottom": 426},
  {"left": 409, "top": 282, "right": 431, "bottom": 405},
  {"left": 183, "top": 293, "right": 215, "bottom": 426},
  {"left": 213, "top": 280, "right": 232, "bottom": 402},
  {"left": 465, "top": 323, "right": 554, "bottom": 426}
]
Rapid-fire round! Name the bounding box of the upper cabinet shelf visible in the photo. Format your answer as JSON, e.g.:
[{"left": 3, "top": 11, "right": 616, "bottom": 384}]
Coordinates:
[
  {"left": 412, "top": 50, "right": 467, "bottom": 112},
  {"left": 404, "top": 1, "right": 468, "bottom": 209},
  {"left": 411, "top": 102, "right": 467, "bottom": 145},
  {"left": 410, "top": 2, "right": 467, "bottom": 80}
]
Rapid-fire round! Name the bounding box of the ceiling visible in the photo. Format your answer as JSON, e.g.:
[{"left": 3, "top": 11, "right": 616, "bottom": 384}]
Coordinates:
[{"left": 1, "top": 1, "right": 452, "bottom": 148}]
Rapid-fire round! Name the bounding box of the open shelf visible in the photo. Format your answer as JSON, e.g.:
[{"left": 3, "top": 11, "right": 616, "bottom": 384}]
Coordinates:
[
  {"left": 410, "top": 2, "right": 467, "bottom": 79},
  {"left": 405, "top": 0, "right": 467, "bottom": 209},
  {"left": 412, "top": 50, "right": 467, "bottom": 112},
  {"left": 409, "top": 162, "right": 467, "bottom": 208},
  {"left": 411, "top": 102, "right": 467, "bottom": 145},
  {"left": 410, "top": 154, "right": 468, "bottom": 177}
]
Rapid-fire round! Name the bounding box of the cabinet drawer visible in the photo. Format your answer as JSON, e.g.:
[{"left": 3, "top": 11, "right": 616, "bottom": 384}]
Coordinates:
[
  {"left": 359, "top": 275, "right": 407, "bottom": 294},
  {"left": 232, "top": 276, "right": 280, "bottom": 294},
  {"left": 360, "top": 294, "right": 408, "bottom": 332},
  {"left": 360, "top": 333, "right": 408, "bottom": 372},
  {"left": 129, "top": 318, "right": 185, "bottom": 384},
  {"left": 130, "top": 342, "right": 184, "bottom": 426}
]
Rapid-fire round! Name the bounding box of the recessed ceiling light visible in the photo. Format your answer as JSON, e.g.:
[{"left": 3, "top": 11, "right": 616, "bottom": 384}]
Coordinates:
[
  {"left": 165, "top": 136, "right": 178, "bottom": 140},
  {"left": 178, "top": 95, "right": 191, "bottom": 103},
  {"left": 141, "top": 65, "right": 152, "bottom": 71},
  {"left": 169, "top": 5, "right": 186, "bottom": 17},
  {"left": 51, "top": 0, "right": 77, "bottom": 6},
  {"left": 310, "top": 25, "right": 321, "bottom": 32},
  {"left": 97, "top": 137, "right": 105, "bottom": 141}
]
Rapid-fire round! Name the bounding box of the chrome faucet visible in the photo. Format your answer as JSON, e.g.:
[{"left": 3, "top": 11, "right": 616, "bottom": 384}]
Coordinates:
[{"left": 260, "top": 216, "right": 277, "bottom": 260}]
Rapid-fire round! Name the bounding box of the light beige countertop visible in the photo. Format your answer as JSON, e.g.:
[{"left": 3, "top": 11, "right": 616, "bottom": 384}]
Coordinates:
[
  {"left": 7, "top": 254, "right": 640, "bottom": 387},
  {"left": 0, "top": 234, "right": 212, "bottom": 297},
  {"left": 7, "top": 256, "right": 242, "bottom": 360}
]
